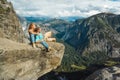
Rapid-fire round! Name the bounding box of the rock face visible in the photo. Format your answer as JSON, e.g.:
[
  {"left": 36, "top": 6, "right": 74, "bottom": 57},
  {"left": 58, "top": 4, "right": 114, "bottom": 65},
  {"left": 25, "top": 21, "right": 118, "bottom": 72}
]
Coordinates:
[
  {"left": 85, "top": 65, "right": 120, "bottom": 80},
  {"left": 63, "top": 13, "right": 120, "bottom": 57},
  {"left": 0, "top": 0, "right": 24, "bottom": 43},
  {"left": 0, "top": 38, "right": 64, "bottom": 80},
  {"left": 0, "top": 0, "right": 65, "bottom": 80}
]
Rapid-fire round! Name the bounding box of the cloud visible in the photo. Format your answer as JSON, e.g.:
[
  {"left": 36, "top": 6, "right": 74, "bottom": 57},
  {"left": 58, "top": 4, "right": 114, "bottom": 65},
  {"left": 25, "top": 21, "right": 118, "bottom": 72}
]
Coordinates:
[
  {"left": 109, "top": 0, "right": 120, "bottom": 1},
  {"left": 7, "top": 0, "right": 120, "bottom": 17}
]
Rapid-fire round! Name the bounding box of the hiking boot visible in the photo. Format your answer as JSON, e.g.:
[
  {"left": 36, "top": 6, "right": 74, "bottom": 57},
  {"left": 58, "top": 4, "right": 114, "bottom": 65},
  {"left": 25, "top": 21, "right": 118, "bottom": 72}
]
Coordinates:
[{"left": 46, "top": 47, "right": 53, "bottom": 52}]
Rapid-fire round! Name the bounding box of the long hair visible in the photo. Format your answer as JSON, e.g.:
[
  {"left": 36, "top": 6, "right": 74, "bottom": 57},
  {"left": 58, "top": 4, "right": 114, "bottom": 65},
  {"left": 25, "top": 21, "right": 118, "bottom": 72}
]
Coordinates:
[
  {"left": 28, "top": 23, "right": 35, "bottom": 30},
  {"left": 34, "top": 27, "right": 41, "bottom": 33}
]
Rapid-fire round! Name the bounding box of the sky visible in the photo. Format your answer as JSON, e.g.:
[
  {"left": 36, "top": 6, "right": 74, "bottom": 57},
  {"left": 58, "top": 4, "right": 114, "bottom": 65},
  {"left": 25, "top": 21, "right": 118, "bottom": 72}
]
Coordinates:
[{"left": 7, "top": 0, "right": 120, "bottom": 18}]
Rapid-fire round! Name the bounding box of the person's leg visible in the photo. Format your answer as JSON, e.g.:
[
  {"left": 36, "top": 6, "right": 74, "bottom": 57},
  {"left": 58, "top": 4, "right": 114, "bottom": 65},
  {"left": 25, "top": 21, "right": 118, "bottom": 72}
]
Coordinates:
[
  {"left": 29, "top": 34, "right": 36, "bottom": 48},
  {"left": 40, "top": 41, "right": 49, "bottom": 49}
]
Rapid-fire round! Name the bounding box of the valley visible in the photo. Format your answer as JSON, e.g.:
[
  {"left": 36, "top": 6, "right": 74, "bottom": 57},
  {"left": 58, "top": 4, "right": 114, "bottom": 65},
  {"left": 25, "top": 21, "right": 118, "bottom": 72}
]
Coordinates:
[{"left": 19, "top": 13, "right": 120, "bottom": 80}]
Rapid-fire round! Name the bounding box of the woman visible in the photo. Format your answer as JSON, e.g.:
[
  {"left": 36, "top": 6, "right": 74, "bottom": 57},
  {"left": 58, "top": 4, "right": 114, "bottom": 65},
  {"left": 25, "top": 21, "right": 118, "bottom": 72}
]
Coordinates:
[
  {"left": 28, "top": 23, "right": 38, "bottom": 48},
  {"left": 34, "top": 27, "right": 50, "bottom": 52}
]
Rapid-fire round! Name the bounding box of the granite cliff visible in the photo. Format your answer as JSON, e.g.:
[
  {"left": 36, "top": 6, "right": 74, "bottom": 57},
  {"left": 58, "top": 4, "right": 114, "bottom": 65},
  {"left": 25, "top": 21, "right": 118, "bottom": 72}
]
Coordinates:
[
  {"left": 0, "top": 0, "right": 24, "bottom": 43},
  {"left": 0, "top": 0, "right": 65, "bottom": 80}
]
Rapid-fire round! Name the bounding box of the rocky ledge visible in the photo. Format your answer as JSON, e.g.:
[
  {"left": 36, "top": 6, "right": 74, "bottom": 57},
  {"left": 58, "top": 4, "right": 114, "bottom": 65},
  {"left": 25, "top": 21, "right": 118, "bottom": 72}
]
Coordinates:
[{"left": 0, "top": 38, "right": 64, "bottom": 80}]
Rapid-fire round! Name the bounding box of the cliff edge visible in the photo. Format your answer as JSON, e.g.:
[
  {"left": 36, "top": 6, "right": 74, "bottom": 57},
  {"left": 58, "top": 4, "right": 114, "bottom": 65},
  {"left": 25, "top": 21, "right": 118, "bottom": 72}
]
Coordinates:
[
  {"left": 0, "top": 0, "right": 65, "bottom": 80},
  {"left": 0, "top": 38, "right": 64, "bottom": 80}
]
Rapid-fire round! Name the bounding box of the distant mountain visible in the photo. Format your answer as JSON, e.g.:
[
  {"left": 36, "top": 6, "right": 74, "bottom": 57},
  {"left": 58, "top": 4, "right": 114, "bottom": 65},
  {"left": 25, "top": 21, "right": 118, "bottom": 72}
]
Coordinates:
[
  {"left": 63, "top": 13, "right": 120, "bottom": 57},
  {"left": 24, "top": 16, "right": 83, "bottom": 23},
  {"left": 59, "top": 16, "right": 83, "bottom": 21},
  {"left": 42, "top": 18, "right": 71, "bottom": 38},
  {"left": 24, "top": 16, "right": 51, "bottom": 23}
]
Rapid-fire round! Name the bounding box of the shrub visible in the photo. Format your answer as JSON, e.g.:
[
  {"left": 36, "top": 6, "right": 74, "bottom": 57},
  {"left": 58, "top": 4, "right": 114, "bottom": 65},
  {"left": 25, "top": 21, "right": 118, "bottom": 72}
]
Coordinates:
[{"left": 104, "top": 60, "right": 119, "bottom": 67}]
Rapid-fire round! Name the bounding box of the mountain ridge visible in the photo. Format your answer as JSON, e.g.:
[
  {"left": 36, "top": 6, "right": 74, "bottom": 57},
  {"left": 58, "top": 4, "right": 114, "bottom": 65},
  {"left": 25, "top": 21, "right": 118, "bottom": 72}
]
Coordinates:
[{"left": 63, "top": 12, "right": 120, "bottom": 57}]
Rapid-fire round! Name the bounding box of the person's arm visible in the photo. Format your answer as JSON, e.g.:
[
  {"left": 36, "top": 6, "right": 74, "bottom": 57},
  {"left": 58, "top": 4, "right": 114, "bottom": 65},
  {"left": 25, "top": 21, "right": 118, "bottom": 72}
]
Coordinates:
[{"left": 28, "top": 29, "right": 39, "bottom": 35}]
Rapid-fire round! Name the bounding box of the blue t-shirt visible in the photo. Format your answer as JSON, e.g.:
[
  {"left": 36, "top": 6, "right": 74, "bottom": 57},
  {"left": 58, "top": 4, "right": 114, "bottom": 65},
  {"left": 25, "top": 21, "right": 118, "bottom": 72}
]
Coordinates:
[{"left": 35, "top": 33, "right": 44, "bottom": 42}]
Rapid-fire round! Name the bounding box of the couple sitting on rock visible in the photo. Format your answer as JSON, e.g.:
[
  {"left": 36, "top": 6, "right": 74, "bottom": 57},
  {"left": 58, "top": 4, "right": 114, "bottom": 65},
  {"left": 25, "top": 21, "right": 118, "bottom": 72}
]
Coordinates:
[{"left": 28, "top": 23, "right": 56, "bottom": 52}]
